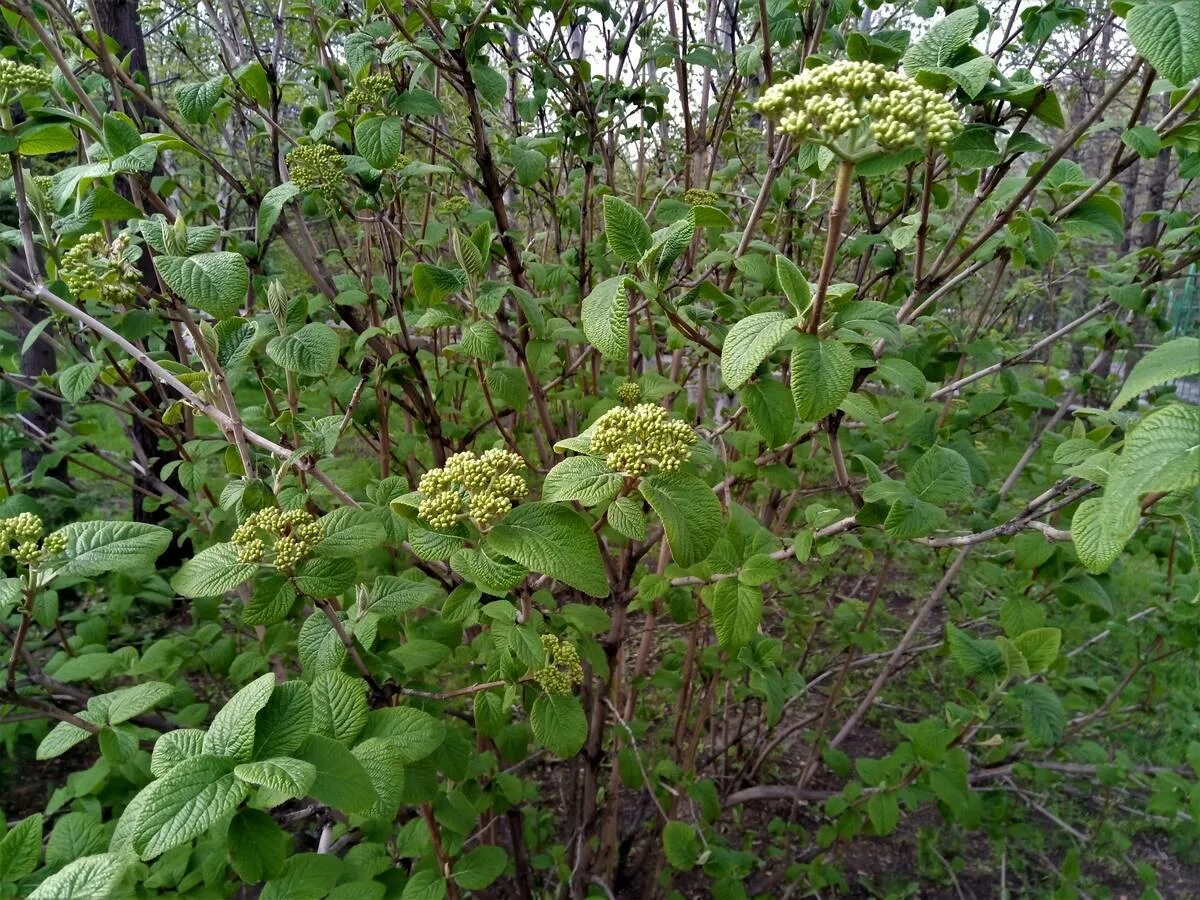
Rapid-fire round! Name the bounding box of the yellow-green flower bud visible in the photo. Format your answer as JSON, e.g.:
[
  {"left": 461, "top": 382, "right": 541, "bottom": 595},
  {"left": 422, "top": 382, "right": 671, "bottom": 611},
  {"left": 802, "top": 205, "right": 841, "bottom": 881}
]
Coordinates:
[
  {"left": 532, "top": 634, "right": 584, "bottom": 695},
  {"left": 589, "top": 403, "right": 695, "bottom": 475},
  {"left": 286, "top": 144, "right": 345, "bottom": 199}
]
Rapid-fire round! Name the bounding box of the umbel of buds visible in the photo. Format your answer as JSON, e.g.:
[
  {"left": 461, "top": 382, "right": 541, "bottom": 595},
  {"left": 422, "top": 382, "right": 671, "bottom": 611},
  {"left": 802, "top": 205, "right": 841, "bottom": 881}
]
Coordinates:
[
  {"left": 532, "top": 634, "right": 584, "bottom": 695},
  {"left": 231, "top": 508, "right": 323, "bottom": 571},
  {"left": 286, "top": 144, "right": 345, "bottom": 199},
  {"left": 418, "top": 449, "right": 527, "bottom": 531},
  {"left": 345, "top": 74, "right": 391, "bottom": 107},
  {"left": 590, "top": 403, "right": 696, "bottom": 476},
  {"left": 683, "top": 188, "right": 719, "bottom": 206},
  {"left": 616, "top": 381, "right": 642, "bottom": 406},
  {"left": 755, "top": 61, "right": 960, "bottom": 160},
  {"left": 437, "top": 196, "right": 471, "bottom": 218},
  {"left": 0, "top": 513, "right": 65, "bottom": 565},
  {"left": 59, "top": 233, "right": 141, "bottom": 305},
  {"left": 0, "top": 59, "right": 51, "bottom": 95}
]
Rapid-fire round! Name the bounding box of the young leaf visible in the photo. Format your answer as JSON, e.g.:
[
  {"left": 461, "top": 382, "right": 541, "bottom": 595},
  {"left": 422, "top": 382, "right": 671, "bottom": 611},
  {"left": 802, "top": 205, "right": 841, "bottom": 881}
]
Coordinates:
[
  {"left": 266, "top": 322, "right": 340, "bottom": 376},
  {"left": 581, "top": 277, "right": 629, "bottom": 362},
  {"left": 790, "top": 335, "right": 855, "bottom": 421},
  {"left": 661, "top": 820, "right": 701, "bottom": 870},
  {"left": 203, "top": 672, "right": 276, "bottom": 760},
  {"left": 1012, "top": 627, "right": 1061, "bottom": 673},
  {"left": 54, "top": 521, "right": 171, "bottom": 577},
  {"left": 602, "top": 195, "right": 652, "bottom": 264},
  {"left": 639, "top": 473, "right": 723, "bottom": 567},
  {"left": 542, "top": 456, "right": 622, "bottom": 506},
  {"left": 294, "top": 734, "right": 378, "bottom": 813},
  {"left": 28, "top": 853, "right": 132, "bottom": 900},
  {"left": 1109, "top": 336, "right": 1200, "bottom": 410},
  {"left": 0, "top": 813, "right": 43, "bottom": 881},
  {"left": 171, "top": 542, "right": 258, "bottom": 598},
  {"left": 1013, "top": 683, "right": 1065, "bottom": 746},
  {"left": 720, "top": 311, "right": 797, "bottom": 390},
  {"left": 311, "top": 670, "right": 368, "bottom": 744},
  {"left": 486, "top": 502, "right": 610, "bottom": 598},
  {"left": 452, "top": 845, "right": 508, "bottom": 891},
  {"left": 175, "top": 76, "right": 226, "bottom": 123},
  {"left": 58, "top": 361, "right": 102, "bottom": 404},
  {"left": 907, "top": 446, "right": 973, "bottom": 504},
  {"left": 530, "top": 693, "right": 587, "bottom": 758},
  {"left": 154, "top": 252, "right": 250, "bottom": 319},
  {"left": 234, "top": 757, "right": 318, "bottom": 799},
  {"left": 257, "top": 182, "right": 299, "bottom": 245},
  {"left": 130, "top": 754, "right": 247, "bottom": 859},
  {"left": 1125, "top": 1, "right": 1200, "bottom": 86},
  {"left": 712, "top": 579, "right": 762, "bottom": 649}
]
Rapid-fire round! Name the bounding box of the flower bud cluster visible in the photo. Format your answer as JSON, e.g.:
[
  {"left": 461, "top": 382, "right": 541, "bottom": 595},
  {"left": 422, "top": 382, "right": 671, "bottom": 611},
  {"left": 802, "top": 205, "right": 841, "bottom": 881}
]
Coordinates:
[
  {"left": 589, "top": 403, "right": 695, "bottom": 475},
  {"left": 532, "top": 634, "right": 584, "bottom": 695},
  {"left": 616, "top": 381, "right": 642, "bottom": 406},
  {"left": 230, "top": 507, "right": 323, "bottom": 571},
  {"left": 417, "top": 449, "right": 526, "bottom": 530},
  {"left": 346, "top": 74, "right": 391, "bottom": 107},
  {"left": 683, "top": 188, "right": 719, "bottom": 206},
  {"left": 59, "top": 233, "right": 140, "bottom": 305},
  {"left": 286, "top": 144, "right": 345, "bottom": 199},
  {"left": 0, "top": 513, "right": 64, "bottom": 565},
  {"left": 0, "top": 59, "right": 51, "bottom": 94},
  {"left": 437, "top": 195, "right": 470, "bottom": 218},
  {"left": 755, "top": 61, "right": 960, "bottom": 155}
]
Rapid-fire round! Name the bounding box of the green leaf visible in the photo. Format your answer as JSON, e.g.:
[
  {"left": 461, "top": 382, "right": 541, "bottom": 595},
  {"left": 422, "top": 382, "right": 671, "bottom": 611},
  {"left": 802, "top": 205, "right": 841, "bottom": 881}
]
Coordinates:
[
  {"left": 907, "top": 446, "right": 973, "bottom": 504},
  {"left": 293, "top": 557, "right": 357, "bottom": 597},
  {"left": 776, "top": 255, "right": 811, "bottom": 314},
  {"left": 902, "top": 7, "right": 979, "bottom": 73},
  {"left": 313, "top": 507, "right": 386, "bottom": 559},
  {"left": 581, "top": 277, "right": 629, "bottom": 362},
  {"left": 639, "top": 473, "right": 723, "bottom": 567},
  {"left": 295, "top": 734, "right": 378, "bottom": 813},
  {"left": 155, "top": 252, "right": 250, "bottom": 319},
  {"left": 253, "top": 680, "right": 314, "bottom": 758},
  {"left": 742, "top": 378, "right": 795, "bottom": 447},
  {"left": 359, "top": 706, "right": 446, "bottom": 763},
  {"left": 18, "top": 123, "right": 78, "bottom": 155},
  {"left": 1013, "top": 683, "right": 1065, "bottom": 746},
  {"left": 130, "top": 754, "right": 247, "bottom": 859},
  {"left": 530, "top": 693, "right": 587, "bottom": 758},
  {"left": 175, "top": 77, "right": 226, "bottom": 123},
  {"left": 487, "top": 502, "right": 609, "bottom": 597},
  {"left": 662, "top": 820, "right": 701, "bottom": 869},
  {"left": 543, "top": 456, "right": 622, "bottom": 506},
  {"left": 1126, "top": 1, "right": 1200, "bottom": 87},
  {"left": 1071, "top": 496, "right": 1127, "bottom": 574},
  {"left": 228, "top": 808, "right": 289, "bottom": 883},
  {"left": 510, "top": 146, "right": 546, "bottom": 186},
  {"left": 452, "top": 845, "right": 508, "bottom": 890},
  {"left": 266, "top": 322, "right": 340, "bottom": 376},
  {"left": 54, "top": 521, "right": 171, "bottom": 577},
  {"left": 1110, "top": 337, "right": 1200, "bottom": 410},
  {"left": 790, "top": 335, "right": 855, "bottom": 421},
  {"left": 215, "top": 317, "right": 259, "bottom": 369},
  {"left": 0, "top": 813, "right": 42, "bottom": 881},
  {"left": 354, "top": 115, "right": 403, "bottom": 169},
  {"left": 203, "top": 673, "right": 276, "bottom": 760},
  {"left": 1012, "top": 627, "right": 1061, "bottom": 673},
  {"left": 402, "top": 870, "right": 447, "bottom": 900},
  {"left": 58, "top": 361, "right": 102, "bottom": 404},
  {"left": 606, "top": 495, "right": 646, "bottom": 540},
  {"left": 458, "top": 320, "right": 500, "bottom": 360},
  {"left": 867, "top": 792, "right": 900, "bottom": 836},
  {"left": 720, "top": 311, "right": 797, "bottom": 390},
  {"left": 234, "top": 757, "right": 317, "bottom": 799},
  {"left": 108, "top": 681, "right": 174, "bottom": 724},
  {"left": 28, "top": 853, "right": 132, "bottom": 900},
  {"left": 395, "top": 89, "right": 443, "bottom": 116},
  {"left": 257, "top": 182, "right": 299, "bottom": 245},
  {"left": 151, "top": 728, "right": 205, "bottom": 776},
  {"left": 311, "top": 670, "right": 368, "bottom": 744},
  {"left": 712, "top": 578, "right": 762, "bottom": 650},
  {"left": 944, "top": 623, "right": 1005, "bottom": 680},
  {"left": 603, "top": 195, "right": 652, "bottom": 264},
  {"left": 1121, "top": 125, "right": 1162, "bottom": 159},
  {"left": 412, "top": 263, "right": 465, "bottom": 303},
  {"left": 171, "top": 542, "right": 257, "bottom": 597},
  {"left": 45, "top": 813, "right": 106, "bottom": 869}
]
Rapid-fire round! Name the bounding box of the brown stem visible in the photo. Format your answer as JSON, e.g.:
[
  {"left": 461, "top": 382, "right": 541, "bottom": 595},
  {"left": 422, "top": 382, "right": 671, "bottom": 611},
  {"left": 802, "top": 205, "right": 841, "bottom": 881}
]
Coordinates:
[{"left": 808, "top": 159, "right": 855, "bottom": 334}]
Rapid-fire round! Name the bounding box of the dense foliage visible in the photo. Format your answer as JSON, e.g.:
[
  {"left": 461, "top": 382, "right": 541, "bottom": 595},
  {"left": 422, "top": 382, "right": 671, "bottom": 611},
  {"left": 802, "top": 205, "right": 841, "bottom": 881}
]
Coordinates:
[{"left": 1, "top": 0, "right": 1199, "bottom": 896}]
